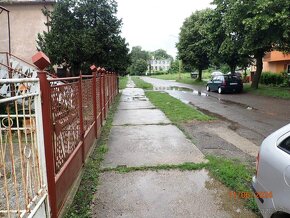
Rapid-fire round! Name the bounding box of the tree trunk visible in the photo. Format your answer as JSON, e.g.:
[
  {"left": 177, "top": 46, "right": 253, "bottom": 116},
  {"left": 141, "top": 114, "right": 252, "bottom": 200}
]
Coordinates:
[
  {"left": 251, "top": 53, "right": 263, "bottom": 89},
  {"left": 198, "top": 69, "right": 202, "bottom": 81},
  {"left": 230, "top": 65, "right": 236, "bottom": 75}
]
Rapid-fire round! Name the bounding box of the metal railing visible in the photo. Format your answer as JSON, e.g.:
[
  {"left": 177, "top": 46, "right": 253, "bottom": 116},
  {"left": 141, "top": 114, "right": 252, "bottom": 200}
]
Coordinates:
[
  {"left": 38, "top": 70, "right": 118, "bottom": 218},
  {"left": 0, "top": 78, "right": 49, "bottom": 218}
]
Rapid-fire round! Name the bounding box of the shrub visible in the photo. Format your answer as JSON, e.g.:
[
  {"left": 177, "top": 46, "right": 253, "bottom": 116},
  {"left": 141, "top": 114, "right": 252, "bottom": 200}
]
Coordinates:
[{"left": 260, "top": 72, "right": 285, "bottom": 85}]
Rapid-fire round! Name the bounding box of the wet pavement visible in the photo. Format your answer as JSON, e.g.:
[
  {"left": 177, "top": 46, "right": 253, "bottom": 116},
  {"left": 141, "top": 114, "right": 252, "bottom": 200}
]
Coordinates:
[
  {"left": 92, "top": 77, "right": 257, "bottom": 217},
  {"left": 92, "top": 170, "right": 257, "bottom": 218},
  {"left": 141, "top": 77, "right": 290, "bottom": 144}
]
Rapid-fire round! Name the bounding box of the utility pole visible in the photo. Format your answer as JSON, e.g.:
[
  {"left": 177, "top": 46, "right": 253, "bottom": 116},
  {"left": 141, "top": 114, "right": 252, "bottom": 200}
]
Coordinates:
[{"left": 178, "top": 59, "right": 182, "bottom": 80}]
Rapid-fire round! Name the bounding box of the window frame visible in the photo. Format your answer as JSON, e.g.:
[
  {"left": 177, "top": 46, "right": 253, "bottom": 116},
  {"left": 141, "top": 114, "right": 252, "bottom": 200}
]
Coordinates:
[{"left": 278, "top": 135, "right": 290, "bottom": 155}]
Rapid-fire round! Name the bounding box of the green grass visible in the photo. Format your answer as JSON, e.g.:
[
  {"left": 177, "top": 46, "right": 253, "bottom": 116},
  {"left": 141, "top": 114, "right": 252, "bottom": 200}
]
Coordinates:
[
  {"left": 145, "top": 91, "right": 213, "bottom": 123},
  {"left": 102, "top": 162, "right": 207, "bottom": 173},
  {"left": 131, "top": 76, "right": 153, "bottom": 89},
  {"left": 151, "top": 72, "right": 208, "bottom": 86},
  {"left": 119, "top": 76, "right": 128, "bottom": 89},
  {"left": 64, "top": 94, "right": 121, "bottom": 218},
  {"left": 206, "top": 156, "right": 258, "bottom": 212},
  {"left": 244, "top": 83, "right": 290, "bottom": 99}
]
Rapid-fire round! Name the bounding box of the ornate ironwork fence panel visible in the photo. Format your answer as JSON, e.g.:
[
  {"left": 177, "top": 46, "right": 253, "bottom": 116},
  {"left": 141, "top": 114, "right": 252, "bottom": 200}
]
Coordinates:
[
  {"left": 50, "top": 82, "right": 81, "bottom": 174},
  {"left": 81, "top": 78, "right": 94, "bottom": 132},
  {"left": 38, "top": 71, "right": 118, "bottom": 218},
  {"left": 0, "top": 78, "right": 49, "bottom": 218}
]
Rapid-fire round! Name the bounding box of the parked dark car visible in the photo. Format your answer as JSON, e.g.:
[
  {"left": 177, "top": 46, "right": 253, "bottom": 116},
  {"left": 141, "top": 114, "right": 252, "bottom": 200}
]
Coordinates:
[{"left": 206, "top": 74, "right": 243, "bottom": 94}]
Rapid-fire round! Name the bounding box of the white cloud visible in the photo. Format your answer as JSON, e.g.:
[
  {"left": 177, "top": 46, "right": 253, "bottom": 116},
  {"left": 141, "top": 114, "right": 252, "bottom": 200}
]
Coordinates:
[{"left": 116, "top": 0, "right": 212, "bottom": 58}]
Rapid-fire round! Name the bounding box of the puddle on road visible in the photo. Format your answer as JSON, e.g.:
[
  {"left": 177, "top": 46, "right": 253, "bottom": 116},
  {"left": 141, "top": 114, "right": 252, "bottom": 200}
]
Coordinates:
[
  {"left": 154, "top": 86, "right": 256, "bottom": 111},
  {"left": 154, "top": 86, "right": 193, "bottom": 92},
  {"left": 154, "top": 86, "right": 209, "bottom": 97}
]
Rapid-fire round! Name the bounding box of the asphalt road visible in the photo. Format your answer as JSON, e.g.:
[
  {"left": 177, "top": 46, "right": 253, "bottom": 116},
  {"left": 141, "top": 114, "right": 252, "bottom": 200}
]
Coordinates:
[{"left": 141, "top": 77, "right": 290, "bottom": 145}]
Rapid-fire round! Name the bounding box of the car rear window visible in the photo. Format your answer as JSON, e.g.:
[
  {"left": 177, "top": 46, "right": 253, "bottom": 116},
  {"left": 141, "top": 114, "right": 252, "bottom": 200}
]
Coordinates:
[
  {"left": 278, "top": 136, "right": 290, "bottom": 154},
  {"left": 224, "top": 76, "right": 239, "bottom": 82}
]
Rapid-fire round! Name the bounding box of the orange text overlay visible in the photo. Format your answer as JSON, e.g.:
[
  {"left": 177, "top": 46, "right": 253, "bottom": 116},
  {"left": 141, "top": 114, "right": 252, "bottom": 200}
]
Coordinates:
[{"left": 229, "top": 191, "right": 272, "bottom": 199}]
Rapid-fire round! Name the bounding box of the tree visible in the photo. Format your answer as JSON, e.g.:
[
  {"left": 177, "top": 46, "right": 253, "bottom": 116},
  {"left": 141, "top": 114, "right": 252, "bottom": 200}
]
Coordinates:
[
  {"left": 151, "top": 49, "right": 173, "bottom": 61},
  {"left": 168, "top": 60, "right": 179, "bottom": 73},
  {"left": 127, "top": 46, "right": 150, "bottom": 75},
  {"left": 130, "top": 59, "right": 148, "bottom": 75},
  {"left": 37, "top": 0, "right": 130, "bottom": 75},
  {"left": 214, "top": 0, "right": 290, "bottom": 88},
  {"left": 201, "top": 7, "right": 252, "bottom": 74},
  {"left": 177, "top": 10, "right": 211, "bottom": 81}
]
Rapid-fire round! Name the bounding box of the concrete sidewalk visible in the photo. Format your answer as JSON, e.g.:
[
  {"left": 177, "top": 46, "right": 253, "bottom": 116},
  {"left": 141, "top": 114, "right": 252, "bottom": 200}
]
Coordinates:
[{"left": 91, "top": 77, "right": 257, "bottom": 218}]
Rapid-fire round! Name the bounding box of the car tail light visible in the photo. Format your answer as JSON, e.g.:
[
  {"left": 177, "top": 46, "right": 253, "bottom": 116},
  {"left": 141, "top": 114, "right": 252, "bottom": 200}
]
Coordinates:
[
  {"left": 255, "top": 152, "right": 260, "bottom": 176},
  {"left": 222, "top": 80, "right": 226, "bottom": 86}
]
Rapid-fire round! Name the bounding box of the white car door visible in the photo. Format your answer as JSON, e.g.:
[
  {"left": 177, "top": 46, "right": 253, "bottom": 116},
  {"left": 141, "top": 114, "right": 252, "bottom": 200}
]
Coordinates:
[{"left": 275, "top": 133, "right": 290, "bottom": 213}]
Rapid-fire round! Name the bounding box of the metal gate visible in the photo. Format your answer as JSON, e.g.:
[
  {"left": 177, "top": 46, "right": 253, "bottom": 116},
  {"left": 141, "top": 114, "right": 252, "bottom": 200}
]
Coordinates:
[{"left": 0, "top": 78, "right": 49, "bottom": 217}]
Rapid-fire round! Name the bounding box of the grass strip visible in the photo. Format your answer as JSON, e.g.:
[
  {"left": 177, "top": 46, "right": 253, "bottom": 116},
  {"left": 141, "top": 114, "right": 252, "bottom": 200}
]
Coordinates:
[
  {"left": 244, "top": 83, "right": 290, "bottom": 99},
  {"left": 205, "top": 156, "right": 258, "bottom": 213},
  {"left": 145, "top": 91, "right": 214, "bottom": 123},
  {"left": 64, "top": 94, "right": 121, "bottom": 218},
  {"left": 119, "top": 76, "right": 128, "bottom": 89},
  {"left": 131, "top": 76, "right": 153, "bottom": 90},
  {"left": 102, "top": 162, "right": 207, "bottom": 173}
]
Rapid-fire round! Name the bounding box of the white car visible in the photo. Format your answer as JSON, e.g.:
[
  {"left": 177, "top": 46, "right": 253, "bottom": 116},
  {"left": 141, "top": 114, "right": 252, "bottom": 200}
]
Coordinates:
[{"left": 252, "top": 123, "right": 290, "bottom": 217}]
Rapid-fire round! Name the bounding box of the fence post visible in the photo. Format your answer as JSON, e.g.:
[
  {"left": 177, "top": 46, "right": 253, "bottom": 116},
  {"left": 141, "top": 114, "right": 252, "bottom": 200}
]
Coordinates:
[
  {"left": 99, "top": 69, "right": 104, "bottom": 126},
  {"left": 103, "top": 71, "right": 107, "bottom": 119},
  {"left": 78, "top": 75, "right": 85, "bottom": 163},
  {"left": 92, "top": 71, "right": 98, "bottom": 137},
  {"left": 38, "top": 71, "right": 58, "bottom": 218}
]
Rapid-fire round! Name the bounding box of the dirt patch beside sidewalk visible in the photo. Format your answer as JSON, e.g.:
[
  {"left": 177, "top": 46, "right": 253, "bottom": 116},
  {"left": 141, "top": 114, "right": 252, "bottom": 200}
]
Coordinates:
[{"left": 180, "top": 120, "right": 257, "bottom": 165}]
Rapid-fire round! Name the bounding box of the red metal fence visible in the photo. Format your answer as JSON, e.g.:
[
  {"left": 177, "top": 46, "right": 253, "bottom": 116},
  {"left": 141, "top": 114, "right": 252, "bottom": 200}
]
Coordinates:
[{"left": 38, "top": 70, "right": 118, "bottom": 218}]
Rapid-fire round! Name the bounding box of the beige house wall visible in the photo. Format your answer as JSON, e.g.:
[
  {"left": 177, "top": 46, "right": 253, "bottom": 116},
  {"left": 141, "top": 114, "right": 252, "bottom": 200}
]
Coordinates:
[{"left": 0, "top": 3, "right": 54, "bottom": 62}]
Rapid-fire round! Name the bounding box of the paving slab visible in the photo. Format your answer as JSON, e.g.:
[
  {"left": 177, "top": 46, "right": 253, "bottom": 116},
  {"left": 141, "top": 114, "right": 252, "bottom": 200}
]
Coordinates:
[
  {"left": 118, "top": 101, "right": 155, "bottom": 110},
  {"left": 112, "top": 109, "right": 171, "bottom": 126},
  {"left": 121, "top": 88, "right": 144, "bottom": 96},
  {"left": 91, "top": 170, "right": 257, "bottom": 218},
  {"left": 206, "top": 126, "right": 259, "bottom": 157},
  {"left": 102, "top": 125, "right": 205, "bottom": 168}
]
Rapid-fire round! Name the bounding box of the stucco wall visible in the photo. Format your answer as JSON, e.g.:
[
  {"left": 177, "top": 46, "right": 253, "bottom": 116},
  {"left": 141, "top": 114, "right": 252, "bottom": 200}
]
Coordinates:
[{"left": 0, "top": 3, "right": 53, "bottom": 62}]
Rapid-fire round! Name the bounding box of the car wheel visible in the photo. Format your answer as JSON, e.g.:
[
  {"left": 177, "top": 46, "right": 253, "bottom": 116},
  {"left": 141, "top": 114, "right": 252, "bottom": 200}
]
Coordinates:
[
  {"left": 218, "top": 87, "right": 223, "bottom": 94},
  {"left": 206, "top": 85, "right": 210, "bottom": 92}
]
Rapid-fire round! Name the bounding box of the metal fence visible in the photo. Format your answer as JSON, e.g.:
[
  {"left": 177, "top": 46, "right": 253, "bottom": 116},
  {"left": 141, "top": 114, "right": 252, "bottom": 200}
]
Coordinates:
[
  {"left": 0, "top": 78, "right": 48, "bottom": 218},
  {"left": 38, "top": 70, "right": 118, "bottom": 218}
]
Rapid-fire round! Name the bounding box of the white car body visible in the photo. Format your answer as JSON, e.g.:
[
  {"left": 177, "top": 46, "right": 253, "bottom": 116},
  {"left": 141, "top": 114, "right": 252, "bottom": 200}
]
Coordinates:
[{"left": 252, "top": 123, "right": 290, "bottom": 217}]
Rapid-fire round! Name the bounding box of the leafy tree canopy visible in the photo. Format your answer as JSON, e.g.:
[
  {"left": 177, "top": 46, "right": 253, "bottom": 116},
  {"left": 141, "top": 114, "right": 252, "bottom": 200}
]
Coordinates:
[
  {"left": 213, "top": 0, "right": 290, "bottom": 88},
  {"left": 177, "top": 9, "right": 211, "bottom": 81},
  {"left": 127, "top": 46, "right": 150, "bottom": 75},
  {"left": 37, "top": 0, "right": 130, "bottom": 75},
  {"left": 151, "top": 49, "right": 173, "bottom": 61}
]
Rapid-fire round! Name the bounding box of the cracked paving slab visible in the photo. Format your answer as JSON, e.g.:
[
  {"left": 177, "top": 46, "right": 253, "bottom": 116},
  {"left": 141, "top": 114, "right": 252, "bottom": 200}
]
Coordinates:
[
  {"left": 91, "top": 170, "right": 257, "bottom": 218},
  {"left": 101, "top": 125, "right": 205, "bottom": 168}
]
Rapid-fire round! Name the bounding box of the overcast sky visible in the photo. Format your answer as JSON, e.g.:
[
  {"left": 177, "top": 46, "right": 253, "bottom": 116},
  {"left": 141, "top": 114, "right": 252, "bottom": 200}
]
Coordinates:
[{"left": 116, "top": 0, "right": 213, "bottom": 59}]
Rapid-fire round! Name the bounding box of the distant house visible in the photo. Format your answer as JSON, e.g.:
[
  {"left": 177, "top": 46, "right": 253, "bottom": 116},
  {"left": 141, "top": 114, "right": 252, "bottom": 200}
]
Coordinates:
[
  {"left": 263, "top": 51, "right": 290, "bottom": 74},
  {"left": 0, "top": 0, "right": 55, "bottom": 62},
  {"left": 149, "top": 58, "right": 171, "bottom": 73}
]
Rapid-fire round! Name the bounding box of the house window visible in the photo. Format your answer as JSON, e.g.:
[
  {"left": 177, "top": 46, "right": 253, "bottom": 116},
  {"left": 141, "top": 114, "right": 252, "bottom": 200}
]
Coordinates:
[{"left": 288, "top": 64, "right": 290, "bottom": 74}]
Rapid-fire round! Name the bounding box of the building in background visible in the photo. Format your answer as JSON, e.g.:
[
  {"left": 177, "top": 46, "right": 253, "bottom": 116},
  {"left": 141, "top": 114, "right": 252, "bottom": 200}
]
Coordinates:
[
  {"left": 251, "top": 51, "right": 290, "bottom": 74},
  {"left": 149, "top": 57, "right": 171, "bottom": 73},
  {"left": 0, "top": 0, "right": 55, "bottom": 62},
  {"left": 263, "top": 51, "right": 290, "bottom": 74}
]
